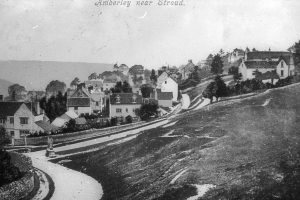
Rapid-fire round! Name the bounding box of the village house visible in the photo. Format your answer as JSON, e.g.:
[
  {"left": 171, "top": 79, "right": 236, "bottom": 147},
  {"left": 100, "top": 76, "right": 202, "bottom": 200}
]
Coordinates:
[
  {"left": 156, "top": 72, "right": 178, "bottom": 101},
  {"left": 180, "top": 59, "right": 195, "bottom": 80},
  {"left": 0, "top": 102, "right": 44, "bottom": 139},
  {"left": 109, "top": 93, "right": 142, "bottom": 122},
  {"left": 228, "top": 48, "right": 245, "bottom": 63},
  {"left": 239, "top": 50, "right": 295, "bottom": 81},
  {"left": 150, "top": 88, "right": 173, "bottom": 107},
  {"left": 67, "top": 87, "right": 92, "bottom": 115}
]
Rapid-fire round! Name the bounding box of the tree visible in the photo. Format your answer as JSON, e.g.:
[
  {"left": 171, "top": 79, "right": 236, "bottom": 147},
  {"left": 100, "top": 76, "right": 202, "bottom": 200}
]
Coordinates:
[
  {"left": 219, "top": 49, "right": 225, "bottom": 56},
  {"left": 210, "top": 54, "right": 224, "bottom": 75},
  {"left": 122, "top": 81, "right": 132, "bottom": 93},
  {"left": 125, "top": 115, "right": 133, "bottom": 124},
  {"left": 150, "top": 69, "right": 157, "bottom": 84},
  {"left": 70, "top": 77, "right": 80, "bottom": 89},
  {"left": 202, "top": 82, "right": 217, "bottom": 103},
  {"left": 0, "top": 126, "right": 10, "bottom": 148},
  {"left": 289, "top": 40, "right": 300, "bottom": 64},
  {"left": 245, "top": 47, "right": 250, "bottom": 52},
  {"left": 140, "top": 84, "right": 153, "bottom": 98},
  {"left": 139, "top": 102, "right": 159, "bottom": 120},
  {"left": 46, "top": 80, "right": 66, "bottom": 95},
  {"left": 215, "top": 75, "right": 227, "bottom": 101},
  {"left": 40, "top": 92, "right": 67, "bottom": 122},
  {"left": 190, "top": 65, "right": 201, "bottom": 84},
  {"left": 252, "top": 48, "right": 257, "bottom": 52},
  {"left": 88, "top": 72, "right": 98, "bottom": 80},
  {"left": 110, "top": 81, "right": 132, "bottom": 93},
  {"left": 8, "top": 84, "right": 26, "bottom": 101}
]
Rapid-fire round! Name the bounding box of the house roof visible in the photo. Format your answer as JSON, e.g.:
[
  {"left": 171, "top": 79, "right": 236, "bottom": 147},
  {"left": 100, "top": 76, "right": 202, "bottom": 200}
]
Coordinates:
[
  {"left": 110, "top": 93, "right": 142, "bottom": 105},
  {"left": 243, "top": 61, "right": 278, "bottom": 69},
  {"left": 246, "top": 51, "right": 292, "bottom": 61},
  {"left": 51, "top": 117, "right": 69, "bottom": 128},
  {"left": 71, "top": 87, "right": 90, "bottom": 98},
  {"left": 67, "top": 98, "right": 90, "bottom": 107},
  {"left": 64, "top": 110, "right": 78, "bottom": 119},
  {"left": 35, "top": 120, "right": 59, "bottom": 132},
  {"left": 0, "top": 102, "right": 37, "bottom": 118},
  {"left": 0, "top": 102, "right": 23, "bottom": 118},
  {"left": 157, "top": 92, "right": 173, "bottom": 100}
]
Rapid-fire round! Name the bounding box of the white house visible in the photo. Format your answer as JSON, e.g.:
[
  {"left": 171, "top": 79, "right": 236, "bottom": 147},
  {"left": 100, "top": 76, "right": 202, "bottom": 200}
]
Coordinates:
[
  {"left": 0, "top": 102, "right": 44, "bottom": 139},
  {"left": 67, "top": 87, "right": 92, "bottom": 115},
  {"left": 109, "top": 93, "right": 142, "bottom": 122},
  {"left": 157, "top": 75, "right": 178, "bottom": 101},
  {"left": 239, "top": 51, "right": 295, "bottom": 81}
]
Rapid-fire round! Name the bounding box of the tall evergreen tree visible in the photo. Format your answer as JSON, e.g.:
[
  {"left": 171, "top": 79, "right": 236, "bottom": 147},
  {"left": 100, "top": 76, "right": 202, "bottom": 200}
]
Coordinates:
[{"left": 210, "top": 54, "right": 224, "bottom": 75}]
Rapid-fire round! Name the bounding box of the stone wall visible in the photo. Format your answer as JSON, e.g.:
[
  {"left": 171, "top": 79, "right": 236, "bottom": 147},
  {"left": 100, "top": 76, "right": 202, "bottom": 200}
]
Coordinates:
[{"left": 0, "top": 153, "right": 34, "bottom": 200}]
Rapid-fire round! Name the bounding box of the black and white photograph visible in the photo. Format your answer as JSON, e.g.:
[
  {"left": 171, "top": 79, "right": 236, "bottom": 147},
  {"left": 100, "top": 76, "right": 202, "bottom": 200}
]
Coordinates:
[{"left": 0, "top": 0, "right": 300, "bottom": 199}]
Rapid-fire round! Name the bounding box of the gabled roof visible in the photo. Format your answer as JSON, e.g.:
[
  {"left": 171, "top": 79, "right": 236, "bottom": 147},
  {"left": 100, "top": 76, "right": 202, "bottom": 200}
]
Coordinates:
[
  {"left": 64, "top": 110, "right": 78, "bottom": 119},
  {"left": 35, "top": 120, "right": 59, "bottom": 132},
  {"left": 246, "top": 51, "right": 292, "bottom": 61},
  {"left": 157, "top": 92, "right": 173, "bottom": 101},
  {"left": 67, "top": 98, "right": 90, "bottom": 107},
  {"left": 51, "top": 117, "right": 69, "bottom": 127},
  {"left": 243, "top": 61, "right": 278, "bottom": 69},
  {"left": 0, "top": 102, "right": 37, "bottom": 118},
  {"left": 71, "top": 87, "right": 90, "bottom": 98},
  {"left": 110, "top": 93, "right": 142, "bottom": 105},
  {"left": 0, "top": 102, "right": 23, "bottom": 118}
]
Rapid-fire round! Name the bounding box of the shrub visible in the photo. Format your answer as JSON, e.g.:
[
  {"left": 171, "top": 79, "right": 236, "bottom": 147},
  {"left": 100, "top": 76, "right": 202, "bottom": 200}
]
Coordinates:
[
  {"left": 0, "top": 149, "right": 22, "bottom": 186},
  {"left": 125, "top": 115, "right": 133, "bottom": 124}
]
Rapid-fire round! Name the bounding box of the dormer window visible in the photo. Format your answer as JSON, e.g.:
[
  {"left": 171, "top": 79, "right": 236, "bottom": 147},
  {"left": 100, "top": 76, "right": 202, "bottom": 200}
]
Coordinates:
[
  {"left": 116, "top": 95, "right": 121, "bottom": 103},
  {"left": 132, "top": 95, "right": 137, "bottom": 103}
]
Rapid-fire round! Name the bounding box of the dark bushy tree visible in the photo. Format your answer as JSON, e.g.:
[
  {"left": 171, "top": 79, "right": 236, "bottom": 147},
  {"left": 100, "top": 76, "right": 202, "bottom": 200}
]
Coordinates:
[
  {"left": 150, "top": 69, "right": 157, "bottom": 84},
  {"left": 7, "top": 84, "right": 26, "bottom": 101},
  {"left": 211, "top": 54, "right": 224, "bottom": 75},
  {"left": 46, "top": 80, "right": 66, "bottom": 95},
  {"left": 215, "top": 75, "right": 227, "bottom": 101},
  {"left": 140, "top": 84, "right": 153, "bottom": 98},
  {"left": 139, "top": 103, "right": 158, "bottom": 120},
  {"left": 202, "top": 81, "right": 217, "bottom": 103},
  {"left": 40, "top": 92, "right": 67, "bottom": 122},
  {"left": 125, "top": 115, "right": 133, "bottom": 124},
  {"left": 111, "top": 81, "right": 132, "bottom": 93}
]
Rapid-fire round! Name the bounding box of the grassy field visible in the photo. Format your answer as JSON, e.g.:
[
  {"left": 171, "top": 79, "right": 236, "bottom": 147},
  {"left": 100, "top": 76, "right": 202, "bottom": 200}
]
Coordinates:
[{"left": 54, "top": 84, "right": 300, "bottom": 200}]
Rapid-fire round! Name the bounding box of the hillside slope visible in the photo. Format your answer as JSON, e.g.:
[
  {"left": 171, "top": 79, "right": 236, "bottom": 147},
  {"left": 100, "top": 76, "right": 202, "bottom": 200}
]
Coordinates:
[
  {"left": 0, "top": 78, "right": 14, "bottom": 97},
  {"left": 59, "top": 83, "right": 300, "bottom": 200},
  {"left": 0, "top": 60, "right": 113, "bottom": 90}
]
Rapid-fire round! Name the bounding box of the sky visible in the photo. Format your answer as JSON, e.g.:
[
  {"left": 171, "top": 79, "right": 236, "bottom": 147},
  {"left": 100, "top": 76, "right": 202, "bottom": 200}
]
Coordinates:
[{"left": 0, "top": 0, "right": 300, "bottom": 69}]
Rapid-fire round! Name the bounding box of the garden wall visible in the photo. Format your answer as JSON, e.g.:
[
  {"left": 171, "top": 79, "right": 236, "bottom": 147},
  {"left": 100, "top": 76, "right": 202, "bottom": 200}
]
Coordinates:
[
  {"left": 14, "top": 120, "right": 147, "bottom": 146},
  {"left": 0, "top": 152, "right": 34, "bottom": 200}
]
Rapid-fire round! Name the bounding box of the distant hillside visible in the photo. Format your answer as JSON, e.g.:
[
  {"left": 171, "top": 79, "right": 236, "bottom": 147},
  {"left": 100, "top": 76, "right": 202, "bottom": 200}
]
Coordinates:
[
  {"left": 0, "top": 78, "right": 14, "bottom": 97},
  {"left": 0, "top": 60, "right": 113, "bottom": 90}
]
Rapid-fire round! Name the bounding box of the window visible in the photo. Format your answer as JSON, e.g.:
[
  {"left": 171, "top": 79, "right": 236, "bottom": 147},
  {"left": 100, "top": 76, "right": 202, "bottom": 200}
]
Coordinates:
[
  {"left": 20, "top": 117, "right": 28, "bottom": 125},
  {"left": 10, "top": 131, "right": 14, "bottom": 137},
  {"left": 126, "top": 108, "right": 128, "bottom": 112},
  {"left": 165, "top": 81, "right": 167, "bottom": 84},
  {"left": 0, "top": 118, "right": 5, "bottom": 124},
  {"left": 281, "top": 70, "right": 284, "bottom": 77},
  {"left": 10, "top": 117, "right": 14, "bottom": 124},
  {"left": 116, "top": 108, "right": 122, "bottom": 113},
  {"left": 96, "top": 102, "right": 99, "bottom": 106},
  {"left": 74, "top": 106, "right": 78, "bottom": 110}
]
